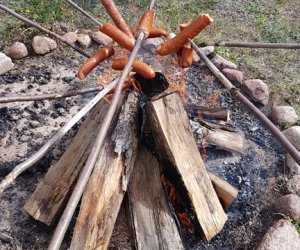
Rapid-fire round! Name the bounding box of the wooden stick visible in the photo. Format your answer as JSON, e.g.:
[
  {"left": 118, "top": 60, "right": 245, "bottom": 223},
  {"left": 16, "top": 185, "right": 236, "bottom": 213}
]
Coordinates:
[
  {"left": 200, "top": 41, "right": 300, "bottom": 50},
  {"left": 0, "top": 4, "right": 91, "bottom": 58},
  {"left": 24, "top": 100, "right": 109, "bottom": 225},
  {"left": 128, "top": 146, "right": 184, "bottom": 249},
  {"left": 66, "top": 0, "right": 101, "bottom": 25},
  {"left": 0, "top": 232, "right": 13, "bottom": 243},
  {"left": 187, "top": 105, "right": 231, "bottom": 122},
  {"left": 147, "top": 92, "right": 227, "bottom": 241},
  {"left": 69, "top": 92, "right": 140, "bottom": 250},
  {"left": 205, "top": 129, "right": 244, "bottom": 153},
  {"left": 0, "top": 79, "right": 117, "bottom": 195},
  {"left": 0, "top": 86, "right": 103, "bottom": 104}
]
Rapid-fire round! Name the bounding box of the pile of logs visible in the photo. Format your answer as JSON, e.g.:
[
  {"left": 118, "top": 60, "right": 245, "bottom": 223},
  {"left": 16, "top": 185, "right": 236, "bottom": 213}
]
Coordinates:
[{"left": 24, "top": 90, "right": 239, "bottom": 248}]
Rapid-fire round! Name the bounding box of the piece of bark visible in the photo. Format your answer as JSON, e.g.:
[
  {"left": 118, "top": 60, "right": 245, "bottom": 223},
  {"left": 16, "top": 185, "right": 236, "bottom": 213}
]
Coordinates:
[
  {"left": 70, "top": 92, "right": 140, "bottom": 250},
  {"left": 205, "top": 129, "right": 244, "bottom": 153},
  {"left": 128, "top": 146, "right": 184, "bottom": 250},
  {"left": 24, "top": 101, "right": 109, "bottom": 225},
  {"left": 147, "top": 92, "right": 227, "bottom": 241},
  {"left": 208, "top": 171, "right": 238, "bottom": 210}
]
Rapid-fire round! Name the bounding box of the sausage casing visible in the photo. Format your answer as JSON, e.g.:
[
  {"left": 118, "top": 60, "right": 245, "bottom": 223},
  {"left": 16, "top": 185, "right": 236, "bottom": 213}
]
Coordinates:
[
  {"left": 135, "top": 10, "right": 155, "bottom": 38},
  {"left": 157, "top": 14, "right": 213, "bottom": 56},
  {"left": 78, "top": 46, "right": 115, "bottom": 80},
  {"left": 100, "top": 23, "right": 135, "bottom": 51},
  {"left": 112, "top": 58, "right": 156, "bottom": 79}
]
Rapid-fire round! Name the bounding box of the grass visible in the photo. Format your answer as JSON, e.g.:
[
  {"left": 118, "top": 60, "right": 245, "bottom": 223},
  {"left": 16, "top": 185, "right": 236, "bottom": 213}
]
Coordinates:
[{"left": 293, "top": 219, "right": 300, "bottom": 234}]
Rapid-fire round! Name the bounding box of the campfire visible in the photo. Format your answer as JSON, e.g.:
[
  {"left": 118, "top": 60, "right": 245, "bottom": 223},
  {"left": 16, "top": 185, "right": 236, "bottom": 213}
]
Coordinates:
[{"left": 1, "top": 0, "right": 300, "bottom": 249}]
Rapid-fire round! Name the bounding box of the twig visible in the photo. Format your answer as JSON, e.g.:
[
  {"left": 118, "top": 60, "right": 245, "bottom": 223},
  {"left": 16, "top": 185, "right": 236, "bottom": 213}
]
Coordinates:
[
  {"left": 199, "top": 41, "right": 300, "bottom": 50},
  {"left": 0, "top": 86, "right": 103, "bottom": 104},
  {"left": 0, "top": 4, "right": 91, "bottom": 58},
  {"left": 0, "top": 232, "right": 13, "bottom": 243},
  {"left": 0, "top": 79, "right": 117, "bottom": 195},
  {"left": 66, "top": 0, "right": 101, "bottom": 26},
  {"left": 189, "top": 38, "right": 300, "bottom": 165}
]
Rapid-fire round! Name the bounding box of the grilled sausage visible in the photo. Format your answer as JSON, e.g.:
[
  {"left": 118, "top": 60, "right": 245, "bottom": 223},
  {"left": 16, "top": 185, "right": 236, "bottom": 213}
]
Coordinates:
[
  {"left": 181, "top": 45, "right": 193, "bottom": 68},
  {"left": 100, "top": 23, "right": 135, "bottom": 51},
  {"left": 100, "top": 0, "right": 134, "bottom": 39},
  {"left": 135, "top": 10, "right": 155, "bottom": 38},
  {"left": 132, "top": 27, "right": 168, "bottom": 38},
  {"left": 77, "top": 46, "right": 115, "bottom": 80},
  {"left": 112, "top": 58, "right": 156, "bottom": 79},
  {"left": 157, "top": 14, "right": 213, "bottom": 56}
]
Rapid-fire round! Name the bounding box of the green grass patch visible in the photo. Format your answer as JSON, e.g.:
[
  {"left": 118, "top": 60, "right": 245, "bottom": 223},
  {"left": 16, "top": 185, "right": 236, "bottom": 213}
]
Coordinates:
[{"left": 293, "top": 219, "right": 300, "bottom": 234}]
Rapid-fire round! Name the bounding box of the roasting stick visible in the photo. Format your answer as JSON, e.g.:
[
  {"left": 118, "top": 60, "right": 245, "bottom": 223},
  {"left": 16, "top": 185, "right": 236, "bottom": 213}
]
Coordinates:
[
  {"left": 0, "top": 4, "right": 91, "bottom": 58},
  {"left": 189, "top": 39, "right": 300, "bottom": 165},
  {"left": 0, "top": 79, "right": 118, "bottom": 195},
  {"left": 0, "top": 86, "right": 104, "bottom": 104},
  {"left": 199, "top": 41, "right": 300, "bottom": 50},
  {"left": 66, "top": 0, "right": 101, "bottom": 25},
  {"left": 48, "top": 1, "right": 156, "bottom": 249}
]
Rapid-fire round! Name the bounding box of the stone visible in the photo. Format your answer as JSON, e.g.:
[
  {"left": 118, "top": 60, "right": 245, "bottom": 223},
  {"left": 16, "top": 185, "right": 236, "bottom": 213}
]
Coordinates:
[
  {"left": 7, "top": 42, "right": 28, "bottom": 59},
  {"left": 257, "top": 219, "right": 300, "bottom": 250},
  {"left": 193, "top": 46, "right": 215, "bottom": 62},
  {"left": 286, "top": 175, "right": 300, "bottom": 196},
  {"left": 283, "top": 126, "right": 300, "bottom": 150},
  {"left": 211, "top": 55, "right": 237, "bottom": 70},
  {"left": 273, "top": 194, "right": 300, "bottom": 220},
  {"left": 77, "top": 34, "right": 92, "bottom": 49},
  {"left": 271, "top": 106, "right": 299, "bottom": 127},
  {"left": 286, "top": 153, "right": 300, "bottom": 175},
  {"left": 32, "top": 36, "right": 57, "bottom": 55},
  {"left": 222, "top": 68, "right": 244, "bottom": 86},
  {"left": 142, "top": 37, "right": 164, "bottom": 49},
  {"left": 241, "top": 79, "right": 269, "bottom": 105},
  {"left": 62, "top": 32, "right": 78, "bottom": 44},
  {"left": 29, "top": 121, "right": 41, "bottom": 128},
  {"left": 0, "top": 53, "right": 14, "bottom": 75},
  {"left": 91, "top": 31, "right": 113, "bottom": 46}
]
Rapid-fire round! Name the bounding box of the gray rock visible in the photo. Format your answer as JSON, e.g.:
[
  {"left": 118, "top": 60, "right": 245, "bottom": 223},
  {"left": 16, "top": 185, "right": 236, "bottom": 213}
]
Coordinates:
[
  {"left": 167, "top": 32, "right": 176, "bottom": 40},
  {"left": 193, "top": 46, "right": 215, "bottom": 61},
  {"left": 77, "top": 34, "right": 92, "bottom": 49},
  {"left": 0, "top": 52, "right": 14, "bottom": 75},
  {"left": 62, "top": 32, "right": 78, "bottom": 44},
  {"left": 222, "top": 68, "right": 244, "bottom": 86},
  {"left": 257, "top": 219, "right": 300, "bottom": 250},
  {"left": 32, "top": 36, "right": 57, "bottom": 55},
  {"left": 29, "top": 121, "right": 41, "bottom": 128},
  {"left": 142, "top": 37, "right": 164, "bottom": 49},
  {"left": 286, "top": 175, "right": 300, "bottom": 196},
  {"left": 271, "top": 106, "right": 299, "bottom": 127},
  {"left": 283, "top": 126, "right": 300, "bottom": 150},
  {"left": 211, "top": 55, "right": 237, "bottom": 70},
  {"left": 241, "top": 79, "right": 269, "bottom": 105},
  {"left": 7, "top": 42, "right": 28, "bottom": 59},
  {"left": 274, "top": 194, "right": 300, "bottom": 220},
  {"left": 91, "top": 31, "right": 113, "bottom": 46},
  {"left": 286, "top": 153, "right": 300, "bottom": 175}
]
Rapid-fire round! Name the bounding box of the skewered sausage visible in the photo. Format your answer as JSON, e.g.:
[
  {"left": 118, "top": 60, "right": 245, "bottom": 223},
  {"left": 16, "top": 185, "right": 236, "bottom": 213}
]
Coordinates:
[{"left": 134, "top": 10, "right": 155, "bottom": 38}]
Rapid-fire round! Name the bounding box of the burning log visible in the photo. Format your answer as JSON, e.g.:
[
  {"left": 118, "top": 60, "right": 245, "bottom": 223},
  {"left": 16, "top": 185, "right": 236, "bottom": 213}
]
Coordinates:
[
  {"left": 128, "top": 146, "right": 184, "bottom": 249},
  {"left": 147, "top": 92, "right": 227, "bottom": 241},
  {"left": 69, "top": 92, "right": 140, "bottom": 250},
  {"left": 188, "top": 105, "right": 231, "bottom": 122},
  {"left": 206, "top": 129, "right": 244, "bottom": 153},
  {"left": 24, "top": 100, "right": 110, "bottom": 225}
]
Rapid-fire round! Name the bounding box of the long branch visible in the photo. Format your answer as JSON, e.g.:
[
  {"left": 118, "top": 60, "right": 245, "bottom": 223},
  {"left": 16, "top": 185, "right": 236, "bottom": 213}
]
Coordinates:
[
  {"left": 0, "top": 86, "right": 103, "bottom": 104},
  {"left": 0, "top": 4, "right": 91, "bottom": 58},
  {"left": 0, "top": 79, "right": 117, "bottom": 195}
]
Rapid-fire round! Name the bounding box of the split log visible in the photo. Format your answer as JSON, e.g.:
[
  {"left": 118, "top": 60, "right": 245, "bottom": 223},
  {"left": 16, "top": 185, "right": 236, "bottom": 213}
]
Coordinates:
[
  {"left": 128, "top": 146, "right": 184, "bottom": 250},
  {"left": 24, "top": 100, "right": 110, "bottom": 225},
  {"left": 147, "top": 92, "right": 227, "bottom": 241},
  {"left": 205, "top": 129, "right": 244, "bottom": 153},
  {"left": 208, "top": 172, "right": 238, "bottom": 211},
  {"left": 70, "top": 92, "right": 140, "bottom": 250}
]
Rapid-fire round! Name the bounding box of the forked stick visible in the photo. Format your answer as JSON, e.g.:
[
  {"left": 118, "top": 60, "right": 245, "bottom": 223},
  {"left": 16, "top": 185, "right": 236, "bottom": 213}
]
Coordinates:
[{"left": 0, "top": 79, "right": 117, "bottom": 194}]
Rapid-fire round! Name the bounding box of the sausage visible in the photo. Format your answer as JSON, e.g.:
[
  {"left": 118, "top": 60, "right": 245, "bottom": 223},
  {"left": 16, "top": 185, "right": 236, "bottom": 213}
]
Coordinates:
[
  {"left": 100, "top": 23, "right": 135, "bottom": 51},
  {"left": 112, "top": 58, "right": 156, "bottom": 79},
  {"left": 77, "top": 47, "right": 115, "bottom": 80},
  {"left": 100, "top": 0, "right": 134, "bottom": 39},
  {"left": 181, "top": 45, "right": 193, "bottom": 68},
  {"left": 157, "top": 14, "right": 213, "bottom": 56},
  {"left": 132, "top": 27, "right": 168, "bottom": 38},
  {"left": 148, "top": 28, "right": 168, "bottom": 38},
  {"left": 135, "top": 10, "right": 155, "bottom": 38}
]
